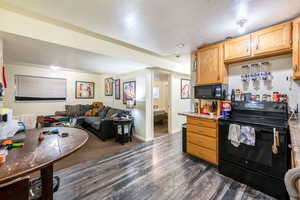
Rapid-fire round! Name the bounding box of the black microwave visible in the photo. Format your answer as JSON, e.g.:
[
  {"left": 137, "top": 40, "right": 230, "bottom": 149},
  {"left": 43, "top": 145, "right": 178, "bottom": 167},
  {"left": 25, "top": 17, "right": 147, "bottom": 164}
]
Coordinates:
[{"left": 194, "top": 84, "right": 228, "bottom": 100}]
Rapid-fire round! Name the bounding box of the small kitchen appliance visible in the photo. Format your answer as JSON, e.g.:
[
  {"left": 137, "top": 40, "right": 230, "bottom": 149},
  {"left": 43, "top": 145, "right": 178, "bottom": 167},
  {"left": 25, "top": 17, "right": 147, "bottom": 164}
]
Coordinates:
[
  {"left": 194, "top": 84, "right": 228, "bottom": 100},
  {"left": 219, "top": 101, "right": 290, "bottom": 199}
]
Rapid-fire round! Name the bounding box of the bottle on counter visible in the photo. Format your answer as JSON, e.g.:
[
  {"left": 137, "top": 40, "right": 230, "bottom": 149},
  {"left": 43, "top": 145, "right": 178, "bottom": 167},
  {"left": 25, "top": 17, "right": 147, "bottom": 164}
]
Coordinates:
[
  {"left": 241, "top": 93, "right": 245, "bottom": 102},
  {"left": 256, "top": 94, "right": 261, "bottom": 102},
  {"left": 231, "top": 89, "right": 235, "bottom": 102},
  {"left": 262, "top": 94, "right": 268, "bottom": 102},
  {"left": 284, "top": 94, "right": 288, "bottom": 103},
  {"left": 280, "top": 94, "right": 288, "bottom": 103},
  {"left": 273, "top": 92, "right": 280, "bottom": 102},
  {"left": 279, "top": 94, "right": 284, "bottom": 103},
  {"left": 235, "top": 89, "right": 241, "bottom": 101}
]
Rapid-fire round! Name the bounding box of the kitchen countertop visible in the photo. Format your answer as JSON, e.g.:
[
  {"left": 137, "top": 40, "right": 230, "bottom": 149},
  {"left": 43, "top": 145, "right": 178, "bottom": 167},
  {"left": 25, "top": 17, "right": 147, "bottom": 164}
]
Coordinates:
[{"left": 178, "top": 112, "right": 221, "bottom": 121}]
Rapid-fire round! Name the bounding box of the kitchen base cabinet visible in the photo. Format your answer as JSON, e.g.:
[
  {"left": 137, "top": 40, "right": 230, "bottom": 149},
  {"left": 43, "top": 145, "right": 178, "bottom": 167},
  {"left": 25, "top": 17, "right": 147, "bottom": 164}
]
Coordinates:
[
  {"left": 186, "top": 116, "right": 218, "bottom": 165},
  {"left": 187, "top": 143, "right": 217, "bottom": 164}
]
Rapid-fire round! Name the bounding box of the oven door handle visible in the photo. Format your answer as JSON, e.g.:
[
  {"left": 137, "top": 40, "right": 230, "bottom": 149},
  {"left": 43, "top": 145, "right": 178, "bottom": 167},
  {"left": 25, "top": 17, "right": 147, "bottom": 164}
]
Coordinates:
[{"left": 272, "top": 128, "right": 279, "bottom": 155}]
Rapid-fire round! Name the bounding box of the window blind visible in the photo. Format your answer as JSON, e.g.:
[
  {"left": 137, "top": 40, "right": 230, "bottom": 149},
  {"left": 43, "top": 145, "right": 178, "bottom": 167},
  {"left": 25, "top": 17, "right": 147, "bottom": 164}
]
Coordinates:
[{"left": 15, "top": 75, "right": 66, "bottom": 101}]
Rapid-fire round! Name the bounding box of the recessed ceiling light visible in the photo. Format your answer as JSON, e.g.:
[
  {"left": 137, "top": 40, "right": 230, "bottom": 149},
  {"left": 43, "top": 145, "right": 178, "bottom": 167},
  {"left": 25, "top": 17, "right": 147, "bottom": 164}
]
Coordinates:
[
  {"left": 237, "top": 19, "right": 248, "bottom": 34},
  {"left": 50, "top": 65, "right": 60, "bottom": 70},
  {"left": 125, "top": 14, "right": 136, "bottom": 27},
  {"left": 176, "top": 43, "right": 185, "bottom": 49}
]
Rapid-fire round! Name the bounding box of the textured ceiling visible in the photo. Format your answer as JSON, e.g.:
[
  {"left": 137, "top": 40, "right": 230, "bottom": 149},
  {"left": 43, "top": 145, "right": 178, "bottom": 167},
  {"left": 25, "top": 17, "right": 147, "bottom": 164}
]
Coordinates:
[{"left": 1, "top": 0, "right": 300, "bottom": 56}]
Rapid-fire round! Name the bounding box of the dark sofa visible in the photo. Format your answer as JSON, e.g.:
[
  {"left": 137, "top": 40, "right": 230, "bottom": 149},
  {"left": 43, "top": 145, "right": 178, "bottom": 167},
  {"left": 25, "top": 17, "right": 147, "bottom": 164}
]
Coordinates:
[{"left": 81, "top": 107, "right": 129, "bottom": 141}]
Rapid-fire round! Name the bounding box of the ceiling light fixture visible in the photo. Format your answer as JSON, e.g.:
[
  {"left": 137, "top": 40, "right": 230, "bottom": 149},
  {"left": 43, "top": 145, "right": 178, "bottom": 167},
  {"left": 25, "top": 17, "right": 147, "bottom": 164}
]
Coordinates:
[
  {"left": 176, "top": 43, "right": 185, "bottom": 49},
  {"left": 50, "top": 65, "right": 60, "bottom": 70},
  {"left": 125, "top": 14, "right": 136, "bottom": 27},
  {"left": 237, "top": 19, "right": 248, "bottom": 34}
]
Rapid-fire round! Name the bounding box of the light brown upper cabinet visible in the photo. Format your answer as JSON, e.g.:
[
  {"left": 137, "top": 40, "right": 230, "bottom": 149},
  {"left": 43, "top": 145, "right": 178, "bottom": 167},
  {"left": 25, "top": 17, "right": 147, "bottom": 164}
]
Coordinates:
[
  {"left": 197, "top": 43, "right": 227, "bottom": 85},
  {"left": 224, "top": 34, "right": 251, "bottom": 62},
  {"left": 293, "top": 17, "right": 300, "bottom": 80},
  {"left": 252, "top": 22, "right": 292, "bottom": 56}
]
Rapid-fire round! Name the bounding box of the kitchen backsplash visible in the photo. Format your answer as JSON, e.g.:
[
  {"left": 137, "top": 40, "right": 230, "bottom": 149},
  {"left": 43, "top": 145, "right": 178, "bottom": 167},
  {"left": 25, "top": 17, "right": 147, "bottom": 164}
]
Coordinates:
[{"left": 228, "top": 54, "right": 300, "bottom": 110}]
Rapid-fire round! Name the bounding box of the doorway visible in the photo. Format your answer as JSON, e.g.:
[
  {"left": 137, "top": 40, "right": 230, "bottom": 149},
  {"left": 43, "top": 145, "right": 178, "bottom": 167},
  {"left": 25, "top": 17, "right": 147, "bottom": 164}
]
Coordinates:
[{"left": 152, "top": 71, "right": 170, "bottom": 138}]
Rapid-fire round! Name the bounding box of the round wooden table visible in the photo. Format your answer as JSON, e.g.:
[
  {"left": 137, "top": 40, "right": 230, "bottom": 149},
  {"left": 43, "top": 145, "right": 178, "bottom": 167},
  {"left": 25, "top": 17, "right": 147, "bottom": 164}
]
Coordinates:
[{"left": 0, "top": 127, "right": 89, "bottom": 200}]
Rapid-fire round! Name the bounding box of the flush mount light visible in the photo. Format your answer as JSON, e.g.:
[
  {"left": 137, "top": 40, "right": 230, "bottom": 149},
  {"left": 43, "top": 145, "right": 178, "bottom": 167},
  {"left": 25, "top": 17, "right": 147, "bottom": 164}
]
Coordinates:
[
  {"left": 176, "top": 43, "right": 185, "bottom": 49},
  {"left": 125, "top": 14, "right": 136, "bottom": 27},
  {"left": 50, "top": 65, "right": 60, "bottom": 70},
  {"left": 237, "top": 19, "right": 248, "bottom": 34}
]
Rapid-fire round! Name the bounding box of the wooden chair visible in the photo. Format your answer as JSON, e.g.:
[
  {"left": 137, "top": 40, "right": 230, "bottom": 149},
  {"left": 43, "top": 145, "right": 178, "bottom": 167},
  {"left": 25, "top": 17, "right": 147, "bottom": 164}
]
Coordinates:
[{"left": 0, "top": 176, "right": 30, "bottom": 200}]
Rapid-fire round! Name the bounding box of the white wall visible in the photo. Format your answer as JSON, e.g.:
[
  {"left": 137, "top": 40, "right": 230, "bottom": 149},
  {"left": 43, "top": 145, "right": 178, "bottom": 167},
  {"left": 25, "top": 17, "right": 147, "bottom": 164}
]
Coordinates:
[
  {"left": 3, "top": 63, "right": 103, "bottom": 116},
  {"left": 169, "top": 73, "right": 191, "bottom": 133},
  {"left": 2, "top": 64, "right": 153, "bottom": 141},
  {"left": 2, "top": 62, "right": 191, "bottom": 140},
  {"left": 100, "top": 69, "right": 152, "bottom": 141},
  {"left": 228, "top": 54, "right": 300, "bottom": 110}
]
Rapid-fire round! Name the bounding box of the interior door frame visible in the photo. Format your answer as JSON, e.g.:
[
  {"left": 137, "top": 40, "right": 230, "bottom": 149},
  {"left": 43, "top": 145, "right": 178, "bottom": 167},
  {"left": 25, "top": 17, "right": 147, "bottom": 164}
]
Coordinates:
[{"left": 151, "top": 70, "right": 171, "bottom": 139}]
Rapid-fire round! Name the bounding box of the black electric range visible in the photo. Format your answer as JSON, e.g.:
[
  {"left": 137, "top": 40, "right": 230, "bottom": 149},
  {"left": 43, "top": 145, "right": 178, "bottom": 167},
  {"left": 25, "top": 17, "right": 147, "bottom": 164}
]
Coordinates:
[{"left": 219, "top": 101, "right": 290, "bottom": 199}]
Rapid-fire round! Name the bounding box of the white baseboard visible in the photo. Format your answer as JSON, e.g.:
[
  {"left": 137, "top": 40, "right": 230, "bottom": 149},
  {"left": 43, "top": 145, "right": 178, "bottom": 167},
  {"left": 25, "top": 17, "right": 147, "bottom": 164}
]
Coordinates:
[{"left": 134, "top": 134, "right": 152, "bottom": 142}]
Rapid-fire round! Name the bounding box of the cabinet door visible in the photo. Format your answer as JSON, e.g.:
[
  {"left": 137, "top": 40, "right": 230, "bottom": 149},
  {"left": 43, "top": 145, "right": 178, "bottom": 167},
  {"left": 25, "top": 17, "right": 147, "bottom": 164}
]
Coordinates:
[
  {"left": 197, "top": 43, "right": 224, "bottom": 85},
  {"left": 224, "top": 34, "right": 251, "bottom": 61},
  {"left": 293, "top": 18, "right": 300, "bottom": 79},
  {"left": 252, "top": 22, "right": 292, "bottom": 56}
]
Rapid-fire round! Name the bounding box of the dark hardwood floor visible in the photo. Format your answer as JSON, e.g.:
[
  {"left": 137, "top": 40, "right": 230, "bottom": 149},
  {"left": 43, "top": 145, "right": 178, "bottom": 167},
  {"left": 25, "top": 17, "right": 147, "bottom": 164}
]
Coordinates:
[
  {"left": 154, "top": 121, "right": 168, "bottom": 138},
  {"left": 54, "top": 132, "right": 276, "bottom": 200}
]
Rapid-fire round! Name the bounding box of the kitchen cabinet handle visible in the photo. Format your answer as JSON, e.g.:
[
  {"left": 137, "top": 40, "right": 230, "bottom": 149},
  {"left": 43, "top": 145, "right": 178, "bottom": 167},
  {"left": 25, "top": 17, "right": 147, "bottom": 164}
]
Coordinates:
[
  {"left": 256, "top": 40, "right": 259, "bottom": 50},
  {"left": 294, "top": 64, "right": 298, "bottom": 72},
  {"left": 246, "top": 43, "right": 250, "bottom": 53}
]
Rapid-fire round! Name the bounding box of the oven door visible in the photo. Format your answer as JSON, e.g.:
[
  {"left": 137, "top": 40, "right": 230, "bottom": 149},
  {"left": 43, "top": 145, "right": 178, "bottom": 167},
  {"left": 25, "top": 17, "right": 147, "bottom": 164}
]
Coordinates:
[{"left": 219, "top": 120, "right": 289, "bottom": 179}]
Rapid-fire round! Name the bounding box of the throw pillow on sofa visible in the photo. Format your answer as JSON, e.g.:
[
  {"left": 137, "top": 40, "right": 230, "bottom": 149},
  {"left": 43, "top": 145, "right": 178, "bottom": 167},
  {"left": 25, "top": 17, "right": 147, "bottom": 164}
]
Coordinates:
[
  {"left": 80, "top": 105, "right": 92, "bottom": 116},
  {"left": 98, "top": 106, "right": 110, "bottom": 118},
  {"left": 65, "top": 105, "right": 81, "bottom": 117}
]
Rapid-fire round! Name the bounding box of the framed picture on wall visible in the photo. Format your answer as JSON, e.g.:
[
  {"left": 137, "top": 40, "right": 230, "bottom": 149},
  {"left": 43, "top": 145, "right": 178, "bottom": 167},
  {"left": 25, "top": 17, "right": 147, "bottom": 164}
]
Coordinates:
[
  {"left": 115, "top": 79, "right": 120, "bottom": 100},
  {"left": 181, "top": 79, "right": 191, "bottom": 99},
  {"left": 75, "top": 81, "right": 95, "bottom": 99},
  {"left": 123, "top": 81, "right": 136, "bottom": 105},
  {"left": 105, "top": 77, "right": 114, "bottom": 96}
]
